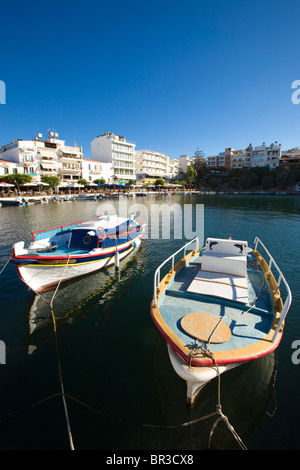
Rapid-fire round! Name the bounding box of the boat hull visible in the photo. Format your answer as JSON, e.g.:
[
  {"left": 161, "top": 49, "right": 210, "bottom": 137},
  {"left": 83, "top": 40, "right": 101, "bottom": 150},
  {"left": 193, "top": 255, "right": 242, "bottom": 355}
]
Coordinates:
[
  {"left": 14, "top": 238, "right": 142, "bottom": 293},
  {"left": 168, "top": 344, "right": 242, "bottom": 406}
]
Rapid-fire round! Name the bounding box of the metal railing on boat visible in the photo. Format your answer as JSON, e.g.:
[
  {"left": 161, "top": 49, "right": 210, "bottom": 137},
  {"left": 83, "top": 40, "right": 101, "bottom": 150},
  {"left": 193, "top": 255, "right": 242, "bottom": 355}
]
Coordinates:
[
  {"left": 254, "top": 237, "right": 292, "bottom": 342},
  {"left": 153, "top": 237, "right": 199, "bottom": 306}
]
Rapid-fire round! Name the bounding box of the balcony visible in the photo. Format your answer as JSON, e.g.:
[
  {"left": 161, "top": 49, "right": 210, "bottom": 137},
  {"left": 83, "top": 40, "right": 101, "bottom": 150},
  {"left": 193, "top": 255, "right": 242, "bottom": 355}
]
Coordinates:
[{"left": 23, "top": 159, "right": 36, "bottom": 166}]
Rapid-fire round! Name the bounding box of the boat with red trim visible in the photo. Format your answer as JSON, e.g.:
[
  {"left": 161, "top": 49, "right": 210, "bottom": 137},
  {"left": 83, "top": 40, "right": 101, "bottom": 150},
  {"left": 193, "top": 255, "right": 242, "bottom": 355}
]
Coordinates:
[
  {"left": 150, "top": 236, "right": 292, "bottom": 406},
  {"left": 11, "top": 213, "right": 146, "bottom": 292}
]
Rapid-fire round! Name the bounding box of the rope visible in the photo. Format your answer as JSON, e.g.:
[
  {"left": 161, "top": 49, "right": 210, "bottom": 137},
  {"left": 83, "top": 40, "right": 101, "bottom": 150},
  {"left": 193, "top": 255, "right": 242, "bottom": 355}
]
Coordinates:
[
  {"left": 188, "top": 340, "right": 248, "bottom": 450},
  {"left": 0, "top": 256, "right": 11, "bottom": 275},
  {"left": 49, "top": 254, "right": 75, "bottom": 450},
  {"left": 31, "top": 254, "right": 75, "bottom": 450}
]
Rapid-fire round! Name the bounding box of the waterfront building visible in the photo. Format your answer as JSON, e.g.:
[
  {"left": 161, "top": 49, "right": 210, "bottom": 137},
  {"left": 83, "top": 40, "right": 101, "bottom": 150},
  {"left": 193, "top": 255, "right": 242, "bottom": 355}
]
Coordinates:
[
  {"left": 82, "top": 158, "right": 113, "bottom": 183},
  {"left": 230, "top": 149, "right": 247, "bottom": 169},
  {"left": 90, "top": 132, "right": 136, "bottom": 183},
  {"left": 206, "top": 151, "right": 231, "bottom": 172},
  {"left": 250, "top": 142, "right": 281, "bottom": 168},
  {"left": 168, "top": 158, "right": 180, "bottom": 180},
  {"left": 280, "top": 147, "right": 300, "bottom": 167},
  {"left": 0, "top": 159, "right": 24, "bottom": 178},
  {"left": 0, "top": 132, "right": 84, "bottom": 183},
  {"left": 206, "top": 142, "right": 281, "bottom": 170},
  {"left": 135, "top": 149, "right": 169, "bottom": 183},
  {"left": 1, "top": 138, "right": 40, "bottom": 181}
]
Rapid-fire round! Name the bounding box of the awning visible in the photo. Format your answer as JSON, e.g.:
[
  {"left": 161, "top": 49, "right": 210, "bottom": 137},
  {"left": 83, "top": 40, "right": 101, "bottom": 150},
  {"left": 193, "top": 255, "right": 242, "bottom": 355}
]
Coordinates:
[
  {"left": 60, "top": 147, "right": 82, "bottom": 156},
  {"left": 41, "top": 162, "right": 57, "bottom": 169},
  {"left": 38, "top": 149, "right": 57, "bottom": 158},
  {"left": 0, "top": 182, "right": 15, "bottom": 187}
]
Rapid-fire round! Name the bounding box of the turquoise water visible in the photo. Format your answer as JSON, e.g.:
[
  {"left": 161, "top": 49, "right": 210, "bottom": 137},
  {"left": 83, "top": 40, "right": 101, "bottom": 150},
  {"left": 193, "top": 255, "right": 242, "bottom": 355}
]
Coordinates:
[{"left": 0, "top": 194, "right": 299, "bottom": 450}]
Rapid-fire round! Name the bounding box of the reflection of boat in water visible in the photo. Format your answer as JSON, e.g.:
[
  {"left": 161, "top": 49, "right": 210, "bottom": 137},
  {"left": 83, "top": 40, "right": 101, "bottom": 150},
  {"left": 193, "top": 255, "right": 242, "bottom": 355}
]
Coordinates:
[
  {"left": 24, "top": 245, "right": 146, "bottom": 354},
  {"left": 151, "top": 236, "right": 291, "bottom": 406},
  {"left": 153, "top": 334, "right": 278, "bottom": 449}
]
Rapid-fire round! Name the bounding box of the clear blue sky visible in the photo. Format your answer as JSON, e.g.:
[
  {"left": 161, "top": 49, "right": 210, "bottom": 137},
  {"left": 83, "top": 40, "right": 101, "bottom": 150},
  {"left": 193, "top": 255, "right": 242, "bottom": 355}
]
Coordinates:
[{"left": 0, "top": 0, "right": 300, "bottom": 159}]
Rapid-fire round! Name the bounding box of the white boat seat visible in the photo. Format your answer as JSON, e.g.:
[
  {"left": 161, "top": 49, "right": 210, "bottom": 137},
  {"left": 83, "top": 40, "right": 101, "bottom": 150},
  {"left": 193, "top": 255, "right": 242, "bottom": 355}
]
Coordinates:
[
  {"left": 187, "top": 270, "right": 249, "bottom": 303},
  {"left": 201, "top": 237, "right": 248, "bottom": 278}
]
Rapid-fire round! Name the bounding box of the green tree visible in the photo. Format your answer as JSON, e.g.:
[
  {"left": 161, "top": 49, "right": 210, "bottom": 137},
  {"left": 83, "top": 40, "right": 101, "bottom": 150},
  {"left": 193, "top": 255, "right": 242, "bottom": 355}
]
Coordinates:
[
  {"left": 41, "top": 175, "right": 60, "bottom": 188},
  {"left": 94, "top": 178, "right": 106, "bottom": 184},
  {"left": 0, "top": 174, "right": 32, "bottom": 193},
  {"left": 78, "top": 179, "right": 88, "bottom": 186},
  {"left": 185, "top": 166, "right": 197, "bottom": 188},
  {"left": 155, "top": 179, "right": 165, "bottom": 187}
]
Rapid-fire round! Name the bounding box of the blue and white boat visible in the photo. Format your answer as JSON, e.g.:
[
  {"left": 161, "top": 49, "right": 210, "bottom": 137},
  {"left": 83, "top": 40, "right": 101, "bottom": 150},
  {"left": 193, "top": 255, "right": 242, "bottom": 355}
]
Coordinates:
[
  {"left": 12, "top": 214, "right": 146, "bottom": 293},
  {"left": 151, "top": 236, "right": 292, "bottom": 406}
]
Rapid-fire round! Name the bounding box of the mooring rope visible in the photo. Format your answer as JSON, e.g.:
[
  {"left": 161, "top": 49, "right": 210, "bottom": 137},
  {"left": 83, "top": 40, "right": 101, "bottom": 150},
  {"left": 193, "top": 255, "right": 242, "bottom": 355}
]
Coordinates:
[
  {"left": 188, "top": 339, "right": 248, "bottom": 450},
  {"left": 0, "top": 256, "right": 11, "bottom": 276},
  {"left": 31, "top": 254, "right": 75, "bottom": 450},
  {"left": 48, "top": 254, "right": 75, "bottom": 450}
]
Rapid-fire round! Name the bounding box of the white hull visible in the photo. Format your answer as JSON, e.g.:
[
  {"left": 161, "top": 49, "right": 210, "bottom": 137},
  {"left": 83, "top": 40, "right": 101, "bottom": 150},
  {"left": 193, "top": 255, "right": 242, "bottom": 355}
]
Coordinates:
[
  {"left": 16, "top": 242, "right": 139, "bottom": 293},
  {"left": 167, "top": 344, "right": 241, "bottom": 406}
]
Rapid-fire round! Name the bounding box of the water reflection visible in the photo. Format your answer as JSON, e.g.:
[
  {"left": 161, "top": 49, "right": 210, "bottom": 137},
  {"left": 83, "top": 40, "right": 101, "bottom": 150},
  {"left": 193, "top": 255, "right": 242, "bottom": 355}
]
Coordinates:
[{"left": 23, "top": 245, "right": 148, "bottom": 354}]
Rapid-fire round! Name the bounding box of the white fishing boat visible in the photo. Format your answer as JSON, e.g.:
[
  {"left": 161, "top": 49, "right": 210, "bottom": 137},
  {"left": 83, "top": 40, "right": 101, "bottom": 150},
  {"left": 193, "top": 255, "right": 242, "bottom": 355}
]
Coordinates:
[
  {"left": 12, "top": 213, "right": 146, "bottom": 293},
  {"left": 151, "top": 236, "right": 292, "bottom": 406}
]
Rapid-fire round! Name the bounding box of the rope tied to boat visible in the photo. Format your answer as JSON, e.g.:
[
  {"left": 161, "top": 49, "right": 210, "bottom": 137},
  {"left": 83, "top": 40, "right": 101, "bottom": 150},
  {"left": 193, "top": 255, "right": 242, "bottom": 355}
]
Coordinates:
[
  {"left": 29, "top": 254, "right": 75, "bottom": 451},
  {"left": 188, "top": 338, "right": 248, "bottom": 450}
]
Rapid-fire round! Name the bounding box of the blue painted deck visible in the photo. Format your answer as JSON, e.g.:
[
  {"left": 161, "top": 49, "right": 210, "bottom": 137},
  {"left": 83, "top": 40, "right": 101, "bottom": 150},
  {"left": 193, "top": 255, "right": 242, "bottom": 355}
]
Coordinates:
[{"left": 158, "top": 251, "right": 274, "bottom": 353}]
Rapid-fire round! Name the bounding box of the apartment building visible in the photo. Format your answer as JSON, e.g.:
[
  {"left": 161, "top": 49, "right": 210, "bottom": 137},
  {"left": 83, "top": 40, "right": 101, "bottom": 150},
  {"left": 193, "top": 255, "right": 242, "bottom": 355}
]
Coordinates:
[
  {"left": 90, "top": 132, "right": 135, "bottom": 183},
  {"left": 207, "top": 142, "right": 281, "bottom": 170},
  {"left": 206, "top": 150, "right": 231, "bottom": 171},
  {"left": 0, "top": 132, "right": 84, "bottom": 183},
  {"left": 251, "top": 142, "right": 281, "bottom": 168},
  {"left": 279, "top": 147, "right": 300, "bottom": 167},
  {"left": 168, "top": 158, "right": 179, "bottom": 180},
  {"left": 82, "top": 158, "right": 113, "bottom": 183},
  {"left": 135, "top": 149, "right": 169, "bottom": 183},
  {"left": 0, "top": 159, "right": 24, "bottom": 178}
]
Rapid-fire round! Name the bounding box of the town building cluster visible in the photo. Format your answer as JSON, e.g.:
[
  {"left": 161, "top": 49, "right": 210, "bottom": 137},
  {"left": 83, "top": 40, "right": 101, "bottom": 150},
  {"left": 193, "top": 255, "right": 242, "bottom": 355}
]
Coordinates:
[{"left": 0, "top": 130, "right": 299, "bottom": 187}]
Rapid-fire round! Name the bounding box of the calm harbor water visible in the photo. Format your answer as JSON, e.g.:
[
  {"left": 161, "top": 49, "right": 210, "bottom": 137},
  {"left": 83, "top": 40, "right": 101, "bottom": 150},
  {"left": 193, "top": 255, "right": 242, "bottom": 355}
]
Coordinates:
[{"left": 0, "top": 193, "right": 299, "bottom": 450}]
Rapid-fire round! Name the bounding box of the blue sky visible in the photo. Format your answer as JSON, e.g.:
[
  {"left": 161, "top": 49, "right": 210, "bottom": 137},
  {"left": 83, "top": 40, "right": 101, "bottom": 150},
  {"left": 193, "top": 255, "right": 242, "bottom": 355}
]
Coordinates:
[{"left": 0, "top": 0, "right": 300, "bottom": 159}]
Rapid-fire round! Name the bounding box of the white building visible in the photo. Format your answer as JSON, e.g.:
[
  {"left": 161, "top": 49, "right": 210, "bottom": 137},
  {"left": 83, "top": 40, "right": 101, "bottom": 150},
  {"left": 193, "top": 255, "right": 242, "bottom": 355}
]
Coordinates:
[
  {"left": 250, "top": 142, "right": 281, "bottom": 168},
  {"left": 0, "top": 159, "right": 23, "bottom": 178},
  {"left": 0, "top": 132, "right": 84, "bottom": 183},
  {"left": 90, "top": 132, "right": 136, "bottom": 183},
  {"left": 135, "top": 149, "right": 169, "bottom": 182},
  {"left": 168, "top": 158, "right": 179, "bottom": 180},
  {"left": 82, "top": 158, "right": 113, "bottom": 183},
  {"left": 178, "top": 155, "right": 192, "bottom": 173}
]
